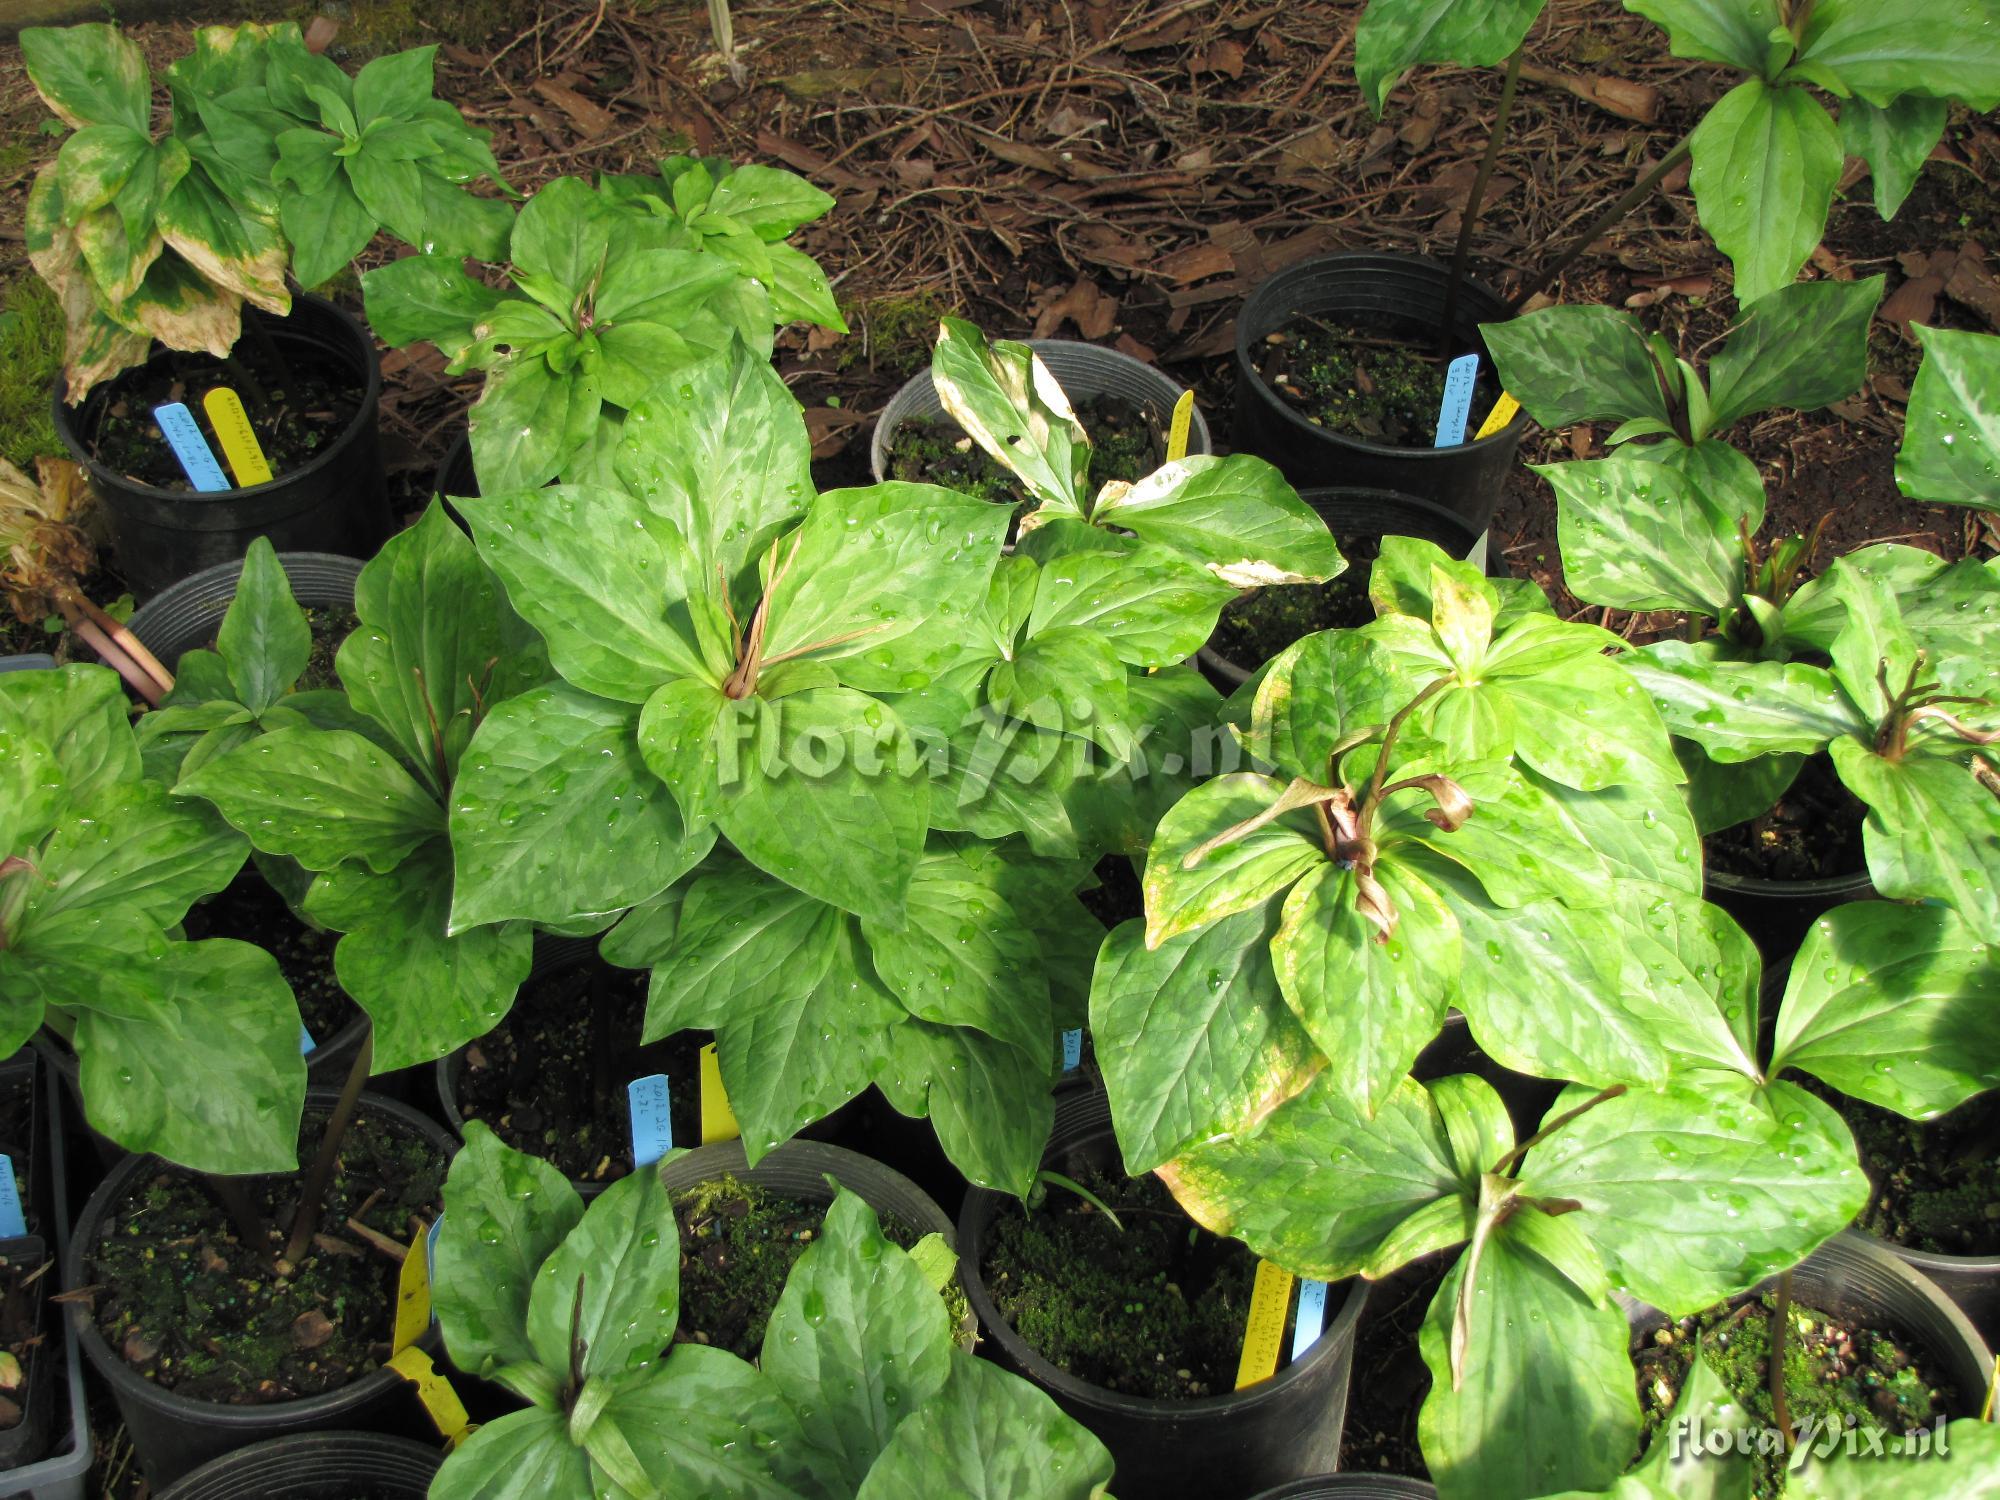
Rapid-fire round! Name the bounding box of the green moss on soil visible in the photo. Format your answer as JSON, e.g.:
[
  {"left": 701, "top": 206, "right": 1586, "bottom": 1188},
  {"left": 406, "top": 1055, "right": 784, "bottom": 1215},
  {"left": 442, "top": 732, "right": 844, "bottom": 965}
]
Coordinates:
[
  {"left": 1635, "top": 1293, "right": 1955, "bottom": 1499},
  {"left": 0, "top": 278, "right": 65, "bottom": 471},
  {"left": 1841, "top": 1092, "right": 2000, "bottom": 1258},
  {"left": 837, "top": 292, "right": 951, "bottom": 376},
  {"left": 982, "top": 1168, "right": 1256, "bottom": 1400}
]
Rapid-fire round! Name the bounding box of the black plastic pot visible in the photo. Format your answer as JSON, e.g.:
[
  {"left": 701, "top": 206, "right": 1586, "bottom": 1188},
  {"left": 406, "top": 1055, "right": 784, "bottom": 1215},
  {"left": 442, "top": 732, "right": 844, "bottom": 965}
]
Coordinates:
[
  {"left": 1233, "top": 255, "right": 1527, "bottom": 532},
  {"left": 957, "top": 1090, "right": 1368, "bottom": 1500},
  {"left": 1250, "top": 1480, "right": 1437, "bottom": 1499},
  {"left": 64, "top": 1090, "right": 457, "bottom": 1487},
  {"left": 126, "top": 549, "right": 363, "bottom": 668},
  {"left": 435, "top": 432, "right": 475, "bottom": 502},
  {"left": 1198, "top": 486, "right": 1488, "bottom": 689},
  {"left": 869, "top": 338, "right": 1212, "bottom": 484},
  {"left": 52, "top": 294, "right": 389, "bottom": 599},
  {"left": 1863, "top": 1240, "right": 2000, "bottom": 1349},
  {"left": 1702, "top": 864, "right": 1876, "bottom": 969},
  {"left": 654, "top": 1136, "right": 954, "bottom": 1244},
  {"left": 3, "top": 1046, "right": 94, "bottom": 1500},
  {"left": 0, "top": 1235, "right": 56, "bottom": 1475},
  {"left": 154, "top": 1431, "right": 441, "bottom": 1499},
  {"left": 1625, "top": 1231, "right": 1995, "bottom": 1429}
]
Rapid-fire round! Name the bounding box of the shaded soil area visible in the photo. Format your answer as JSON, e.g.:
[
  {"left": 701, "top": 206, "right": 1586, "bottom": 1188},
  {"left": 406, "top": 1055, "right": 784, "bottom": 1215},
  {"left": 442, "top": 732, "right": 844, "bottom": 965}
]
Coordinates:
[
  {"left": 85, "top": 1107, "right": 446, "bottom": 1404},
  {"left": 451, "top": 960, "right": 705, "bottom": 1184},
  {"left": 1703, "top": 753, "right": 1868, "bottom": 883},
  {"left": 1208, "top": 530, "right": 1385, "bottom": 670},
  {"left": 981, "top": 1167, "right": 1260, "bottom": 1400},
  {"left": 1839, "top": 1091, "right": 2000, "bottom": 1259},
  {"left": 1336, "top": 1253, "right": 1444, "bottom": 1480}
]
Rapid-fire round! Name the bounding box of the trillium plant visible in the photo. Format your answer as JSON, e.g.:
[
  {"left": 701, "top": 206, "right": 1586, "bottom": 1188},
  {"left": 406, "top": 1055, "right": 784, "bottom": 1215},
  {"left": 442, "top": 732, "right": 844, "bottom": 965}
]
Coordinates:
[
  {"left": 24, "top": 22, "right": 295, "bottom": 398},
  {"left": 0, "top": 665, "right": 304, "bottom": 1173},
  {"left": 261, "top": 36, "right": 514, "bottom": 288},
  {"left": 362, "top": 164, "right": 842, "bottom": 494},
  {"left": 425, "top": 330, "right": 1339, "bottom": 1195},
  {"left": 1353, "top": 0, "right": 2000, "bottom": 307},
  {"left": 1091, "top": 540, "right": 1734, "bottom": 1187},
  {"left": 1629, "top": 554, "right": 2000, "bottom": 937},
  {"left": 429, "top": 1125, "right": 1114, "bottom": 1500},
  {"left": 23, "top": 21, "right": 510, "bottom": 398},
  {"left": 1142, "top": 888, "right": 2000, "bottom": 1500},
  {"left": 169, "top": 503, "right": 550, "bottom": 1071},
  {"left": 1484, "top": 275, "right": 1885, "bottom": 511}
]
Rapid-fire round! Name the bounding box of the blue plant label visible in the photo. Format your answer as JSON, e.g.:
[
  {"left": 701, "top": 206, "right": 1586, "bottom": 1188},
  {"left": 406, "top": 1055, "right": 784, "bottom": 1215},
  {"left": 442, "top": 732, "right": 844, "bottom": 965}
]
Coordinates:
[
  {"left": 1434, "top": 354, "right": 1479, "bottom": 448},
  {"left": 0, "top": 1157, "right": 24, "bottom": 1239},
  {"left": 426, "top": 1213, "right": 444, "bottom": 1288},
  {"left": 1061, "top": 1028, "right": 1083, "bottom": 1072},
  {"left": 300, "top": 1022, "right": 316, "bottom": 1056},
  {"left": 153, "top": 402, "right": 232, "bottom": 492},
  {"left": 628, "top": 1073, "right": 673, "bottom": 1168},
  {"left": 1290, "top": 1277, "right": 1328, "bottom": 1361}
]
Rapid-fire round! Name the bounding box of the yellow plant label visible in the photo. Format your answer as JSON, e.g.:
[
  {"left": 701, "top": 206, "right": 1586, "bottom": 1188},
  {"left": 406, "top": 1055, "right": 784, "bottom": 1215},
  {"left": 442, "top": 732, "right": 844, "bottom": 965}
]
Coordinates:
[
  {"left": 202, "top": 388, "right": 274, "bottom": 487},
  {"left": 388, "top": 1346, "right": 473, "bottom": 1447},
  {"left": 1166, "top": 390, "right": 1196, "bottom": 462},
  {"left": 1234, "top": 1259, "right": 1296, "bottom": 1390},
  {"left": 1475, "top": 391, "right": 1521, "bottom": 441},
  {"left": 700, "top": 1042, "right": 739, "bottom": 1144},
  {"left": 393, "top": 1222, "right": 432, "bottom": 1355}
]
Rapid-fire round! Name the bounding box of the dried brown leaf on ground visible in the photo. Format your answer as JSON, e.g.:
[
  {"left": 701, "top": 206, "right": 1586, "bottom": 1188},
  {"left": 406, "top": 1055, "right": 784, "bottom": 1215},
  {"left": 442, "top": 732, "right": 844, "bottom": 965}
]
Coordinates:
[
  {"left": 1033, "top": 277, "right": 1120, "bottom": 340},
  {"left": 532, "top": 79, "right": 617, "bottom": 139},
  {"left": 1943, "top": 242, "right": 2000, "bottom": 330}
]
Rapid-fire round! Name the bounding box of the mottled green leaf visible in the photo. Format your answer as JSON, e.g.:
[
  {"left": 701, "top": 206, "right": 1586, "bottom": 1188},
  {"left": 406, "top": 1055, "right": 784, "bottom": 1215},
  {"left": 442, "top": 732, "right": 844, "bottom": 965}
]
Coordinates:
[
  {"left": 1273, "top": 860, "right": 1459, "bottom": 1116},
  {"left": 178, "top": 726, "right": 444, "bottom": 874},
  {"left": 72, "top": 935, "right": 305, "bottom": 1174},
  {"left": 1688, "top": 80, "right": 1843, "bottom": 307},
  {"left": 1419, "top": 1228, "right": 1640, "bottom": 1500},
  {"left": 450, "top": 684, "right": 712, "bottom": 931},
  {"left": 1518, "top": 1075, "right": 1867, "bottom": 1314},
  {"left": 1160, "top": 1073, "right": 1480, "bottom": 1281},
  {"left": 303, "top": 843, "right": 533, "bottom": 1070},
  {"left": 524, "top": 1163, "right": 679, "bottom": 1380},
  {"left": 1895, "top": 324, "right": 2000, "bottom": 514},
  {"left": 436, "top": 1120, "right": 586, "bottom": 1376},
  {"left": 1090, "top": 908, "right": 1320, "bottom": 1174},
  {"left": 1831, "top": 735, "right": 2000, "bottom": 942},
  {"left": 1705, "top": 276, "right": 1883, "bottom": 431},
  {"left": 762, "top": 1190, "right": 952, "bottom": 1492},
  {"left": 217, "top": 538, "right": 311, "bottom": 715},
  {"left": 1772, "top": 900, "right": 2000, "bottom": 1118},
  {"left": 856, "top": 1351, "right": 1116, "bottom": 1500},
  {"left": 1483, "top": 303, "right": 1672, "bottom": 431}
]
